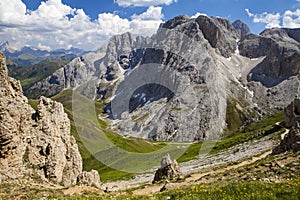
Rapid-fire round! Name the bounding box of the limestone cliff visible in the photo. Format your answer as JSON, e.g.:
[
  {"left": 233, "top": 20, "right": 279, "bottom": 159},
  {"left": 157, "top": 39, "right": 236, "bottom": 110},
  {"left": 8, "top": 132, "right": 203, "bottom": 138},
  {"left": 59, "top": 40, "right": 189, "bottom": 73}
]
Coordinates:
[{"left": 0, "top": 52, "right": 100, "bottom": 187}]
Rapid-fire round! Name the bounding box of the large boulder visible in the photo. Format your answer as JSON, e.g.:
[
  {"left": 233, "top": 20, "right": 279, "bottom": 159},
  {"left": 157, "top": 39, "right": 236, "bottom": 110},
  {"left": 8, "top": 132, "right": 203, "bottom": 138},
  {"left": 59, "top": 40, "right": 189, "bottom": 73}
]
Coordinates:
[
  {"left": 77, "top": 170, "right": 101, "bottom": 188},
  {"left": 153, "top": 154, "right": 182, "bottom": 183}
]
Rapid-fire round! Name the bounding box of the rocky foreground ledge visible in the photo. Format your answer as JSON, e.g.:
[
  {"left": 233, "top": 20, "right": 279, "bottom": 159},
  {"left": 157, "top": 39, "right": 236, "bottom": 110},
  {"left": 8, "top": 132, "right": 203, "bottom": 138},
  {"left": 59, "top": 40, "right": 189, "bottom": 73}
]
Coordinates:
[{"left": 0, "top": 52, "right": 100, "bottom": 187}]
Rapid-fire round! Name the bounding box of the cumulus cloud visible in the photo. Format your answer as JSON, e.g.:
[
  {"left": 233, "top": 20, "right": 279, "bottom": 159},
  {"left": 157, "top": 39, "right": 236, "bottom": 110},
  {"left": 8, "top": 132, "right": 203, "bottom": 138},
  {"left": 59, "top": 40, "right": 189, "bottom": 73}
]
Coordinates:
[
  {"left": 0, "top": 0, "right": 164, "bottom": 50},
  {"left": 245, "top": 9, "right": 281, "bottom": 28},
  {"left": 283, "top": 9, "right": 300, "bottom": 28},
  {"left": 131, "top": 6, "right": 163, "bottom": 20},
  {"left": 246, "top": 8, "right": 300, "bottom": 29},
  {"left": 114, "top": 0, "right": 177, "bottom": 7}
]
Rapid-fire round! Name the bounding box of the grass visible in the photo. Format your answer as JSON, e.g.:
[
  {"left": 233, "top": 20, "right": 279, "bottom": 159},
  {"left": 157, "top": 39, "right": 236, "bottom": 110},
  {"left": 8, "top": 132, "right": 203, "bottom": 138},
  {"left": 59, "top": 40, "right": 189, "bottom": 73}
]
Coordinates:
[
  {"left": 103, "top": 130, "right": 165, "bottom": 153},
  {"left": 3, "top": 177, "right": 298, "bottom": 199},
  {"left": 177, "top": 112, "right": 284, "bottom": 163},
  {"left": 152, "top": 179, "right": 300, "bottom": 200},
  {"left": 225, "top": 98, "right": 246, "bottom": 133}
]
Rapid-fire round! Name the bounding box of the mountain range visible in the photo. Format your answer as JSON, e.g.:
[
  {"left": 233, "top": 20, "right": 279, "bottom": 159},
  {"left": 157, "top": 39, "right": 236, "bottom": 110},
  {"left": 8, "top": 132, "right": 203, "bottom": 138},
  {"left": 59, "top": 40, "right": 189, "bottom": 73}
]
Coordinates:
[
  {"left": 1, "top": 41, "right": 88, "bottom": 66},
  {"left": 23, "top": 15, "right": 300, "bottom": 142}
]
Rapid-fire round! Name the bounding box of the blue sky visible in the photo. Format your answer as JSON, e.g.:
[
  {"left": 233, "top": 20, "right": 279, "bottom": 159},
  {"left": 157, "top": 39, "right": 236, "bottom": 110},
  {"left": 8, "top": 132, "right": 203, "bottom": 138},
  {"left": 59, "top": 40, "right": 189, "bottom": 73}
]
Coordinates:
[{"left": 0, "top": 0, "right": 299, "bottom": 50}]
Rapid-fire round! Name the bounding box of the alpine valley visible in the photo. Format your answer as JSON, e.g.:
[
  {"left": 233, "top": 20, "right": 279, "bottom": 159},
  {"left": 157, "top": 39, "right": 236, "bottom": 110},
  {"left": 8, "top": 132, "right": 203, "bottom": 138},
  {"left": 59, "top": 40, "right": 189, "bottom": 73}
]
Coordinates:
[{"left": 0, "top": 14, "right": 299, "bottom": 199}]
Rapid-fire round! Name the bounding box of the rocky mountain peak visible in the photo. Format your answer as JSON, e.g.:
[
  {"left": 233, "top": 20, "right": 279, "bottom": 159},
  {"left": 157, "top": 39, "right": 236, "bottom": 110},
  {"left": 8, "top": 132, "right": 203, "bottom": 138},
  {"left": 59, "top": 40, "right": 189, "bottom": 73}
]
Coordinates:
[
  {"left": 232, "top": 19, "right": 250, "bottom": 38},
  {"left": 161, "top": 15, "right": 191, "bottom": 30},
  {"left": 0, "top": 41, "right": 15, "bottom": 53},
  {"left": 195, "top": 15, "right": 239, "bottom": 57}
]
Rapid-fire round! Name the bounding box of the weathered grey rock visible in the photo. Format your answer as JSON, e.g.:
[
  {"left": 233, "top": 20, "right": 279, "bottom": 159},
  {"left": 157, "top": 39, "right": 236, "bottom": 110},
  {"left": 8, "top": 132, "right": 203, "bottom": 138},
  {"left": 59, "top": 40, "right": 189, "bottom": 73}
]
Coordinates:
[
  {"left": 195, "top": 15, "right": 239, "bottom": 57},
  {"left": 160, "top": 154, "right": 173, "bottom": 168},
  {"left": 0, "top": 52, "right": 100, "bottom": 186},
  {"left": 161, "top": 15, "right": 191, "bottom": 30},
  {"left": 27, "top": 33, "right": 149, "bottom": 99},
  {"left": 284, "top": 99, "right": 300, "bottom": 128},
  {"left": 284, "top": 28, "right": 300, "bottom": 43},
  {"left": 240, "top": 28, "right": 300, "bottom": 87},
  {"left": 232, "top": 20, "right": 250, "bottom": 38},
  {"left": 273, "top": 123, "right": 300, "bottom": 154},
  {"left": 153, "top": 154, "right": 182, "bottom": 183},
  {"left": 77, "top": 170, "right": 101, "bottom": 188},
  {"left": 272, "top": 99, "right": 300, "bottom": 154}
]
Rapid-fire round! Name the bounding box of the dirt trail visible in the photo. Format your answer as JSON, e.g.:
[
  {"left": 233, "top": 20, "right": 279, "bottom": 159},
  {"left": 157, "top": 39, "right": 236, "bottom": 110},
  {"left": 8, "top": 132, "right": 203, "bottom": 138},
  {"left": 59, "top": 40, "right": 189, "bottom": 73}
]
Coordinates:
[
  {"left": 133, "top": 150, "right": 272, "bottom": 195},
  {"left": 64, "top": 122, "right": 288, "bottom": 196},
  {"left": 275, "top": 122, "right": 289, "bottom": 139},
  {"left": 133, "top": 123, "right": 290, "bottom": 195}
]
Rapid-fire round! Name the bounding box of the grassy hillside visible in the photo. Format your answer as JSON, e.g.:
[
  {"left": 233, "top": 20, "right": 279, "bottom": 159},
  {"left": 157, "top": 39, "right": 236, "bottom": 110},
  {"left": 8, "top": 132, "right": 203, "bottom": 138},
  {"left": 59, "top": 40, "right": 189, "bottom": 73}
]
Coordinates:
[
  {"left": 28, "top": 89, "right": 285, "bottom": 182},
  {"left": 177, "top": 112, "right": 284, "bottom": 163}
]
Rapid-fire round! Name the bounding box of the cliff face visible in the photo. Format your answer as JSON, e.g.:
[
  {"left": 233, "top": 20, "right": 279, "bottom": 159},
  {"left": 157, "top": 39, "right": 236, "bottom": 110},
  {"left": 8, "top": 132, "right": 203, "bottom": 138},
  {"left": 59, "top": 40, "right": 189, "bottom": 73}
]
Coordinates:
[
  {"left": 0, "top": 53, "right": 100, "bottom": 187},
  {"left": 240, "top": 28, "right": 300, "bottom": 87}
]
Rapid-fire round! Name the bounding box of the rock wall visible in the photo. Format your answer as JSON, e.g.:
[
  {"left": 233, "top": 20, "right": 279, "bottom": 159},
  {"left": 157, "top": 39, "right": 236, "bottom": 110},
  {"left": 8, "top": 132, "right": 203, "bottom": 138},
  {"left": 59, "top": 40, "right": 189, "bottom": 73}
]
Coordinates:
[{"left": 0, "top": 52, "right": 100, "bottom": 187}]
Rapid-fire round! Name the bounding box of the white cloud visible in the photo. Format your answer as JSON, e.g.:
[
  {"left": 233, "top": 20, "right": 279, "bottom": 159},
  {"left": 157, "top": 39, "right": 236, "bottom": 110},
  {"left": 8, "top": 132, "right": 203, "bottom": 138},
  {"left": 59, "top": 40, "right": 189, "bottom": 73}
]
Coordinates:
[
  {"left": 246, "top": 8, "right": 300, "bottom": 29},
  {"left": 131, "top": 6, "right": 163, "bottom": 20},
  {"left": 0, "top": 0, "right": 27, "bottom": 25},
  {"left": 114, "top": 0, "right": 177, "bottom": 7},
  {"left": 283, "top": 9, "right": 300, "bottom": 28},
  {"left": 37, "top": 43, "right": 51, "bottom": 51},
  {"left": 191, "top": 12, "right": 207, "bottom": 19},
  {"left": 245, "top": 9, "right": 280, "bottom": 28},
  {"left": 0, "top": 0, "right": 164, "bottom": 50}
]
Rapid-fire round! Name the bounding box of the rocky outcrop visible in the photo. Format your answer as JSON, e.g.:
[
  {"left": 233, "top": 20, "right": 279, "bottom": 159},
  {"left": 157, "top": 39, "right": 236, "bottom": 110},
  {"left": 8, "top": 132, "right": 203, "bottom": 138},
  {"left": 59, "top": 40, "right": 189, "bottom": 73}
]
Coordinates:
[
  {"left": 283, "top": 99, "right": 300, "bottom": 128},
  {"left": 0, "top": 52, "right": 100, "bottom": 187},
  {"left": 272, "top": 99, "right": 300, "bottom": 154},
  {"left": 195, "top": 16, "right": 239, "bottom": 57},
  {"left": 232, "top": 20, "right": 250, "bottom": 38},
  {"left": 153, "top": 154, "right": 182, "bottom": 183}
]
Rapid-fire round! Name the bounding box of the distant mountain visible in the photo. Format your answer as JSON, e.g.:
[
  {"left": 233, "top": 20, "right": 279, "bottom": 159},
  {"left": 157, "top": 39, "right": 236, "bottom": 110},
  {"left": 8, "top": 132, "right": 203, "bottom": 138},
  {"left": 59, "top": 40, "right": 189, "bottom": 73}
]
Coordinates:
[
  {"left": 0, "top": 41, "right": 16, "bottom": 53},
  {"left": 52, "top": 47, "right": 87, "bottom": 55},
  {"left": 1, "top": 42, "right": 89, "bottom": 66}
]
